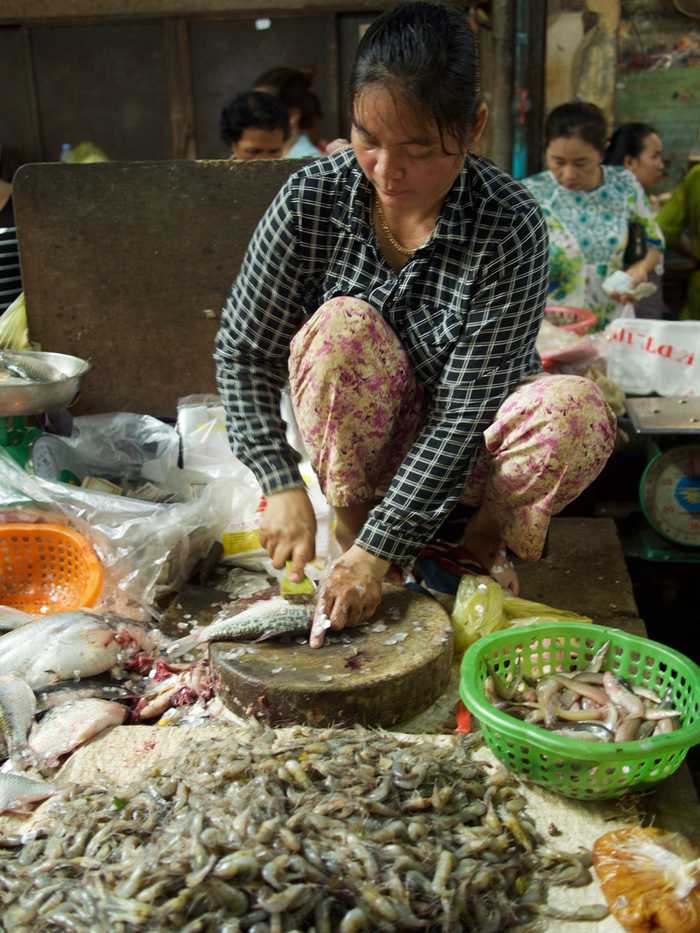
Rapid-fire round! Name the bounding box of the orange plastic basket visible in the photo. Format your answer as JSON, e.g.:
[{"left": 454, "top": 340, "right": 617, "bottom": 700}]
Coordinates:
[{"left": 0, "top": 523, "right": 104, "bottom": 614}]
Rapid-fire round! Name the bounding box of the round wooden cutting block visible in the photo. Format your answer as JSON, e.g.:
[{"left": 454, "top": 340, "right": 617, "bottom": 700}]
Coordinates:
[{"left": 210, "top": 587, "right": 454, "bottom": 728}]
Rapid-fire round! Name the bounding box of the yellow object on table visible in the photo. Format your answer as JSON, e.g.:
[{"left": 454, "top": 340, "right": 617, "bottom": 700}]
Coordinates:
[
  {"left": 0, "top": 293, "right": 30, "bottom": 350},
  {"left": 450, "top": 574, "right": 591, "bottom": 654},
  {"left": 279, "top": 561, "right": 315, "bottom": 597}
]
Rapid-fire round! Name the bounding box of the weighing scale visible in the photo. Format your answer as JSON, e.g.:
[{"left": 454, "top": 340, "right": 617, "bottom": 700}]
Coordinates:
[
  {"left": 626, "top": 396, "right": 700, "bottom": 562},
  {"left": 0, "top": 350, "right": 90, "bottom": 468}
]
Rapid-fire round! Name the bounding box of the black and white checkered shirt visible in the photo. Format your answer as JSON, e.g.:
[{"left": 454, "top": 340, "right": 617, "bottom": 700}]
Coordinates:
[{"left": 215, "top": 148, "right": 548, "bottom": 565}]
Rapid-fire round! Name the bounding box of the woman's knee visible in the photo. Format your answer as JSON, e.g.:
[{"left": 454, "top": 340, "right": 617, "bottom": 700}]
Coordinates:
[
  {"left": 306, "top": 296, "right": 381, "bottom": 339},
  {"left": 546, "top": 375, "right": 616, "bottom": 434},
  {"left": 488, "top": 374, "right": 616, "bottom": 473},
  {"left": 290, "top": 295, "right": 406, "bottom": 381}
]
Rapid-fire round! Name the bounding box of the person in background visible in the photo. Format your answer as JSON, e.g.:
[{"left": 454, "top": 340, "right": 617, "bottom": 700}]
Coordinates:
[
  {"left": 254, "top": 67, "right": 323, "bottom": 158},
  {"left": 603, "top": 122, "right": 668, "bottom": 319},
  {"left": 215, "top": 2, "right": 616, "bottom": 636},
  {"left": 0, "top": 152, "right": 22, "bottom": 316},
  {"left": 523, "top": 101, "right": 664, "bottom": 330},
  {"left": 603, "top": 122, "right": 664, "bottom": 201},
  {"left": 657, "top": 164, "right": 700, "bottom": 320},
  {"left": 220, "top": 91, "right": 290, "bottom": 161}
]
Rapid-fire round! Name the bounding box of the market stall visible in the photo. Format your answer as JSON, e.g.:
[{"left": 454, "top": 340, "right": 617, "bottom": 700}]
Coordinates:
[{"left": 1, "top": 159, "right": 699, "bottom": 932}]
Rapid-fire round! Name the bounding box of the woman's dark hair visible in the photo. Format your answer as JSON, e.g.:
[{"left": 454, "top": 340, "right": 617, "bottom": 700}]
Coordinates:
[
  {"left": 603, "top": 122, "right": 657, "bottom": 166},
  {"left": 349, "top": 1, "right": 481, "bottom": 149},
  {"left": 545, "top": 101, "right": 608, "bottom": 154},
  {"left": 254, "top": 67, "right": 321, "bottom": 132},
  {"left": 220, "top": 91, "right": 290, "bottom": 146}
]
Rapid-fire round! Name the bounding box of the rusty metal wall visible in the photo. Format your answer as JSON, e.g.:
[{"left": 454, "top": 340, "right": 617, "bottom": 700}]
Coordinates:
[
  {"left": 31, "top": 22, "right": 172, "bottom": 162},
  {"left": 189, "top": 14, "right": 338, "bottom": 159},
  {"left": 0, "top": 26, "right": 41, "bottom": 176},
  {"left": 13, "top": 159, "right": 300, "bottom": 415},
  {"left": 0, "top": 1, "right": 387, "bottom": 21},
  {"left": 4, "top": 12, "right": 357, "bottom": 167}
]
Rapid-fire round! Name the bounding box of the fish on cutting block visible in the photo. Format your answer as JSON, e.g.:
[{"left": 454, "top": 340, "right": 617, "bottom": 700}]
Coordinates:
[
  {"left": 0, "top": 771, "right": 58, "bottom": 814},
  {"left": 167, "top": 597, "right": 310, "bottom": 658},
  {"left": 0, "top": 611, "right": 160, "bottom": 688},
  {"left": 0, "top": 675, "right": 36, "bottom": 769},
  {"left": 29, "top": 698, "right": 127, "bottom": 767}
]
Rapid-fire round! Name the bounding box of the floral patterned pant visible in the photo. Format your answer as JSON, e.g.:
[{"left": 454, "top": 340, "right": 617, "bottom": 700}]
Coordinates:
[{"left": 289, "top": 298, "right": 617, "bottom": 560}]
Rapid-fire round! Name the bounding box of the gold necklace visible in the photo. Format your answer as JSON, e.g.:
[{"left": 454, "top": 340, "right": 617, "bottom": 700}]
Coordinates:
[{"left": 374, "top": 196, "right": 415, "bottom": 257}]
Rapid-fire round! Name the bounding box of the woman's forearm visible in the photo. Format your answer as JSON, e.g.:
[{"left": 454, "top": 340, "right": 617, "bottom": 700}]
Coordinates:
[{"left": 642, "top": 247, "right": 662, "bottom": 276}]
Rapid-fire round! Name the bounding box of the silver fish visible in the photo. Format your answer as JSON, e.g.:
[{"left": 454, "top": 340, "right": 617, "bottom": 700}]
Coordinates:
[
  {"left": 552, "top": 722, "right": 614, "bottom": 742},
  {"left": 167, "top": 597, "right": 309, "bottom": 658},
  {"left": 0, "top": 675, "right": 36, "bottom": 768},
  {"left": 0, "top": 771, "right": 58, "bottom": 814},
  {"left": 0, "top": 611, "right": 159, "bottom": 688},
  {"left": 602, "top": 672, "right": 645, "bottom": 718},
  {"left": 29, "top": 698, "right": 127, "bottom": 766},
  {"left": 0, "top": 351, "right": 63, "bottom": 384},
  {"left": 0, "top": 605, "right": 35, "bottom": 633},
  {"left": 35, "top": 679, "right": 132, "bottom": 713}
]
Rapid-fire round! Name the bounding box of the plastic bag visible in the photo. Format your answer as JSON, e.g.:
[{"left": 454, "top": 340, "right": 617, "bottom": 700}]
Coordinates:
[
  {"left": 177, "top": 392, "right": 307, "bottom": 480},
  {"left": 536, "top": 320, "right": 600, "bottom": 375},
  {"left": 177, "top": 395, "right": 239, "bottom": 482},
  {"left": 593, "top": 827, "right": 700, "bottom": 933},
  {"left": 450, "top": 575, "right": 592, "bottom": 654},
  {"left": 600, "top": 318, "right": 700, "bottom": 397},
  {"left": 0, "top": 448, "right": 231, "bottom": 617},
  {"left": 451, "top": 576, "right": 506, "bottom": 653},
  {"left": 177, "top": 394, "right": 332, "bottom": 571},
  {"left": 0, "top": 292, "right": 30, "bottom": 350},
  {"left": 219, "top": 460, "right": 334, "bottom": 572},
  {"left": 35, "top": 413, "right": 181, "bottom": 487}
]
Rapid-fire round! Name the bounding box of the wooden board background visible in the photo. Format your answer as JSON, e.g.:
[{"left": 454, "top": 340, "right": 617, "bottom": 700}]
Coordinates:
[{"left": 13, "top": 158, "right": 301, "bottom": 416}]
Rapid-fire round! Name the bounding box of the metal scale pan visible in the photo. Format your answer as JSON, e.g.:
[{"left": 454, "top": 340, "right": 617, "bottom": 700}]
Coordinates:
[{"left": 0, "top": 350, "right": 90, "bottom": 417}]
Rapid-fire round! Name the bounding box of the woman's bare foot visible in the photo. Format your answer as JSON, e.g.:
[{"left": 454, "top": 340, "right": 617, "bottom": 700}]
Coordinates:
[{"left": 461, "top": 504, "right": 520, "bottom": 595}]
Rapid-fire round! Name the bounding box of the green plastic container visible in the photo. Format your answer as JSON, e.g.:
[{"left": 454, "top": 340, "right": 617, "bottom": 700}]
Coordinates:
[{"left": 460, "top": 621, "right": 700, "bottom": 800}]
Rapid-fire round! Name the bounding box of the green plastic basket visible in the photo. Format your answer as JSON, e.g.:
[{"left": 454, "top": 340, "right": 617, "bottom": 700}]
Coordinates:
[{"left": 460, "top": 622, "right": 700, "bottom": 800}]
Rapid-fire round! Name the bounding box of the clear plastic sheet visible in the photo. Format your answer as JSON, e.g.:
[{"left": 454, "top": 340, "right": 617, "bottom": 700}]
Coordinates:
[
  {"left": 0, "top": 449, "right": 231, "bottom": 619},
  {"left": 37, "top": 412, "right": 181, "bottom": 486}
]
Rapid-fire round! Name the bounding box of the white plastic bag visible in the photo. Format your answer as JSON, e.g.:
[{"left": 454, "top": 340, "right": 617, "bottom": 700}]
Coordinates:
[
  {"left": 47, "top": 413, "right": 180, "bottom": 485},
  {"left": 177, "top": 395, "right": 332, "bottom": 570},
  {"left": 177, "top": 395, "right": 237, "bottom": 482},
  {"left": 218, "top": 460, "right": 334, "bottom": 571},
  {"left": 600, "top": 318, "right": 700, "bottom": 397},
  {"left": 177, "top": 392, "right": 306, "bottom": 480}
]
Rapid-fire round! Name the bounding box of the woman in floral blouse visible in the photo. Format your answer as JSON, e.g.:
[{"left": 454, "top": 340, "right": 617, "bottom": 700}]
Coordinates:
[{"left": 523, "top": 102, "right": 664, "bottom": 330}]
